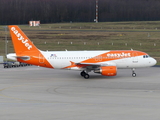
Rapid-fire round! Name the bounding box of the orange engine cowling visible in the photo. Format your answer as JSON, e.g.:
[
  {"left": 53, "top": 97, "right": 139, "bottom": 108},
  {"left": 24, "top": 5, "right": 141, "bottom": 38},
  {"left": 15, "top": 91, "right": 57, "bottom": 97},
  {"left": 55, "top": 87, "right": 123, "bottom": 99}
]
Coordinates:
[{"left": 94, "top": 66, "right": 117, "bottom": 76}]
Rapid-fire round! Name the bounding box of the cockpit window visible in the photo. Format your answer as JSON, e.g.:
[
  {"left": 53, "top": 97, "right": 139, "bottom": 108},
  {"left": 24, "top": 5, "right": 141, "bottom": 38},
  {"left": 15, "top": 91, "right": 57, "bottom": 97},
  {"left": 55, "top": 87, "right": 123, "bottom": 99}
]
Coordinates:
[{"left": 143, "top": 55, "right": 150, "bottom": 58}]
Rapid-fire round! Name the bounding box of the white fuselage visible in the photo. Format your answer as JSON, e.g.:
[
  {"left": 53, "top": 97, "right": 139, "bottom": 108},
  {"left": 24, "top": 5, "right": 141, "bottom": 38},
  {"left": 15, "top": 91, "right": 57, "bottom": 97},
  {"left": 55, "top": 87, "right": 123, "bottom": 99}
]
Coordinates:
[{"left": 39, "top": 50, "right": 156, "bottom": 69}]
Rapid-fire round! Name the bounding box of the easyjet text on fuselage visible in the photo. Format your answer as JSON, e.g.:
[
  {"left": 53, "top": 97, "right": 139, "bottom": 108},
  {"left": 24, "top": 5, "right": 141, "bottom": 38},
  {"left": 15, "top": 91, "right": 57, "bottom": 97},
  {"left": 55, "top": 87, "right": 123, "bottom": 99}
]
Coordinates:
[{"left": 107, "top": 52, "right": 131, "bottom": 58}]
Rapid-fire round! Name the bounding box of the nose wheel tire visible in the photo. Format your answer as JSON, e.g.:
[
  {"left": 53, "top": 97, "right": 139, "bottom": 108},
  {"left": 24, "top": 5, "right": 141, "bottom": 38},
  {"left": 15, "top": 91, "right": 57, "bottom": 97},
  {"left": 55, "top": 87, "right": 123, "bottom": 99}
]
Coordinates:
[
  {"left": 132, "top": 73, "right": 136, "bottom": 77},
  {"left": 132, "top": 68, "right": 136, "bottom": 77}
]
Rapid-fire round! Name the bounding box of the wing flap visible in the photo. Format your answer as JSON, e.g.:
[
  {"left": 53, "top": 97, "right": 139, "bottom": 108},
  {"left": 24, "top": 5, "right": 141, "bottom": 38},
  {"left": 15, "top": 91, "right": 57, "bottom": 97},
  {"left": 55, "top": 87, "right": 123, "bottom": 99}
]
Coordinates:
[{"left": 76, "top": 62, "right": 109, "bottom": 67}]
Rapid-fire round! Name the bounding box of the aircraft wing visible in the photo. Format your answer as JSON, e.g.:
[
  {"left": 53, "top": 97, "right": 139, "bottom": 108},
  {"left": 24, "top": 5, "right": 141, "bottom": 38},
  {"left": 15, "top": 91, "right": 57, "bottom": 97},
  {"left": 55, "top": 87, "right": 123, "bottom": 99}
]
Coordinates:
[
  {"left": 76, "top": 62, "right": 116, "bottom": 68},
  {"left": 76, "top": 63, "right": 106, "bottom": 67}
]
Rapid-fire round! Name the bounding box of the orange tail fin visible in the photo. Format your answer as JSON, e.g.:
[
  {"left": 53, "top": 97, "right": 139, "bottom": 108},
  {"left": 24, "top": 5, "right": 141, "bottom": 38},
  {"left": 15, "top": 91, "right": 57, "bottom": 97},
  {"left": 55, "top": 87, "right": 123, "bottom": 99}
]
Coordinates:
[
  {"left": 8, "top": 25, "right": 53, "bottom": 68},
  {"left": 8, "top": 25, "right": 38, "bottom": 54}
]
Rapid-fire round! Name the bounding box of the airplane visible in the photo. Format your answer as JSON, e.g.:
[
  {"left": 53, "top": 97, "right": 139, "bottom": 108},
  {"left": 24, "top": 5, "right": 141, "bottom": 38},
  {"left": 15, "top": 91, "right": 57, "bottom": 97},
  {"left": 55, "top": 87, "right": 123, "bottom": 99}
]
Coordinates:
[{"left": 7, "top": 25, "right": 157, "bottom": 79}]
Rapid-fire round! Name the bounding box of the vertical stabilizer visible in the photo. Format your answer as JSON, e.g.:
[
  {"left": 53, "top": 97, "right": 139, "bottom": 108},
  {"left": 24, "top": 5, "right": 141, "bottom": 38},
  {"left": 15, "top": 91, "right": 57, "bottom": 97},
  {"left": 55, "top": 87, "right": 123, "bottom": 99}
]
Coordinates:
[
  {"left": 8, "top": 25, "right": 53, "bottom": 68},
  {"left": 8, "top": 25, "right": 38, "bottom": 54}
]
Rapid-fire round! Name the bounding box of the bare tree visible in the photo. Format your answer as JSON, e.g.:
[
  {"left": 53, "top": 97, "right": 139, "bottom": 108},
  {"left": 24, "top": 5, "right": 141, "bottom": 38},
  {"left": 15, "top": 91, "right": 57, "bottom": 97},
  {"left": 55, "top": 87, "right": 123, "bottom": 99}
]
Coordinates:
[{"left": 1, "top": 0, "right": 160, "bottom": 25}]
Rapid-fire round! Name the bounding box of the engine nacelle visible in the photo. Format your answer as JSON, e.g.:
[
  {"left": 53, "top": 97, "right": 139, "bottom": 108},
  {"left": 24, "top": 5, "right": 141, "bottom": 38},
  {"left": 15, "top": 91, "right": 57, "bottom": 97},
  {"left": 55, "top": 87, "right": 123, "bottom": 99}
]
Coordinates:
[{"left": 94, "top": 66, "right": 117, "bottom": 76}]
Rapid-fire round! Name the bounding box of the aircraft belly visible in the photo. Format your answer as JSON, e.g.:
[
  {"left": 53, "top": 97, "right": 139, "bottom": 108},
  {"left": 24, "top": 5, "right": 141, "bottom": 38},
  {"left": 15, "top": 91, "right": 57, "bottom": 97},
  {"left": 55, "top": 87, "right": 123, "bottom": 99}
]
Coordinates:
[
  {"left": 49, "top": 59, "right": 71, "bottom": 69},
  {"left": 114, "top": 58, "right": 130, "bottom": 68}
]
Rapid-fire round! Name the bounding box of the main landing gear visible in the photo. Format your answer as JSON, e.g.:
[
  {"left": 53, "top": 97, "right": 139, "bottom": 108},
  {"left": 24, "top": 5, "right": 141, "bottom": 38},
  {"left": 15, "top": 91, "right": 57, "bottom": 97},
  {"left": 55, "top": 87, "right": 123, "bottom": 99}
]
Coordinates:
[
  {"left": 80, "top": 69, "right": 137, "bottom": 79},
  {"left": 80, "top": 71, "right": 90, "bottom": 79},
  {"left": 132, "top": 68, "right": 136, "bottom": 77}
]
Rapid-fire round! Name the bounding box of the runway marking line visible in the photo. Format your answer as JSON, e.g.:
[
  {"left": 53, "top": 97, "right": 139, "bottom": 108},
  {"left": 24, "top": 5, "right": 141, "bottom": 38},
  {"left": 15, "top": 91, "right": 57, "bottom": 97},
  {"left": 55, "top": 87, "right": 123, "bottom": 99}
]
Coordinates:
[{"left": 0, "top": 84, "right": 31, "bottom": 101}]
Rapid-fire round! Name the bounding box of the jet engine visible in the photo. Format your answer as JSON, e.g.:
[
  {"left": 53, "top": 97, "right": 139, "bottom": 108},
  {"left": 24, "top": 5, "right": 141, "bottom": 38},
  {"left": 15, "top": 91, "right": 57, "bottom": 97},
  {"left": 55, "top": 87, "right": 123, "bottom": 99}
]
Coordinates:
[{"left": 94, "top": 66, "right": 117, "bottom": 76}]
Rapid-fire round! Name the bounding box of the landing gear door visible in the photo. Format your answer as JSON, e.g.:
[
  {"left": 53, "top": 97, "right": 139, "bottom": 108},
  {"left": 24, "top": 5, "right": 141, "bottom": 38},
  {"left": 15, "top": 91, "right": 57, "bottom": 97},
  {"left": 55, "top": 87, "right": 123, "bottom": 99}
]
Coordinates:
[{"left": 132, "top": 52, "right": 138, "bottom": 63}]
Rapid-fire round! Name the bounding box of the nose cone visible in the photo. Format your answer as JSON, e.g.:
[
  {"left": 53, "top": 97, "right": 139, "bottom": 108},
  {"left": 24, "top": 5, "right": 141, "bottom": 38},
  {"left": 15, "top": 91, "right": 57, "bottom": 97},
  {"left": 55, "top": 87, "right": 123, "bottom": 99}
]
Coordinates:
[{"left": 151, "top": 58, "right": 157, "bottom": 66}]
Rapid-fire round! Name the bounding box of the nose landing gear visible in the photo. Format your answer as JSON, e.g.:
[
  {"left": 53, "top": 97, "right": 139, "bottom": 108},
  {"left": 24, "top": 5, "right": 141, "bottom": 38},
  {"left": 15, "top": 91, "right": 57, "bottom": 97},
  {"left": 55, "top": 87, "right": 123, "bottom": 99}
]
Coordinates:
[{"left": 132, "top": 68, "right": 136, "bottom": 77}]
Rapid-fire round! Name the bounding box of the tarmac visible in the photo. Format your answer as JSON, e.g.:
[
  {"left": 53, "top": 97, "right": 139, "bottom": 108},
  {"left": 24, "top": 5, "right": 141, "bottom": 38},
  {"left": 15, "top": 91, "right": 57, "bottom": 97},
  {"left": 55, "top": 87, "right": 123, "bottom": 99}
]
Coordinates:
[{"left": 0, "top": 65, "right": 160, "bottom": 120}]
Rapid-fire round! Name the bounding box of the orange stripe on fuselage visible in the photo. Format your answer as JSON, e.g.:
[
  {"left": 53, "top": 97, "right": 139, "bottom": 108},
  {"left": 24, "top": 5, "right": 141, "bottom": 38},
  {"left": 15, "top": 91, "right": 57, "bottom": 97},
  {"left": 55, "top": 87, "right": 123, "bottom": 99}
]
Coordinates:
[
  {"left": 81, "top": 50, "right": 147, "bottom": 63},
  {"left": 63, "top": 50, "right": 147, "bottom": 69},
  {"left": 17, "top": 51, "right": 53, "bottom": 68}
]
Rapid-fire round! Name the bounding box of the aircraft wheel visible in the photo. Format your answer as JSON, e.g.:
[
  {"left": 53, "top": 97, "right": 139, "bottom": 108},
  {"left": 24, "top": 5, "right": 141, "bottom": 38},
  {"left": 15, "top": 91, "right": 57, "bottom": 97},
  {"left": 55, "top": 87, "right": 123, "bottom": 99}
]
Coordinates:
[
  {"left": 80, "top": 71, "right": 86, "bottom": 77},
  {"left": 84, "top": 74, "right": 90, "bottom": 79},
  {"left": 132, "top": 73, "right": 136, "bottom": 77}
]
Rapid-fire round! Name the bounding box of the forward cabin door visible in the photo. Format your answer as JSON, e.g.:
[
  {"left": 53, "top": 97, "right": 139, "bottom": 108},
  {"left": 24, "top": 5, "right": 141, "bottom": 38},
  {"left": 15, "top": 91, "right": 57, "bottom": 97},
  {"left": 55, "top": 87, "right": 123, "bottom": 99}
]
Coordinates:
[{"left": 132, "top": 52, "right": 138, "bottom": 63}]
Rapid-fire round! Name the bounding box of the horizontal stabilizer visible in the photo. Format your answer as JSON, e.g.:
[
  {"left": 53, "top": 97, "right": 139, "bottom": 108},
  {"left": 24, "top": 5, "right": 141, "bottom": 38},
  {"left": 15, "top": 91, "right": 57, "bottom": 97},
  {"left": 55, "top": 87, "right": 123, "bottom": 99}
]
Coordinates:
[
  {"left": 16, "top": 56, "right": 30, "bottom": 61},
  {"left": 7, "top": 53, "right": 30, "bottom": 61}
]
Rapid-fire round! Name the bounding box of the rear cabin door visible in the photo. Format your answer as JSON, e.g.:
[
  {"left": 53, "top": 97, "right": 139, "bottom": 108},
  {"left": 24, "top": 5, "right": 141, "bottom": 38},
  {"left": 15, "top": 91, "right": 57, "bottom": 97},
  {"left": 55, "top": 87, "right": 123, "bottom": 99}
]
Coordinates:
[{"left": 39, "top": 54, "right": 44, "bottom": 63}]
